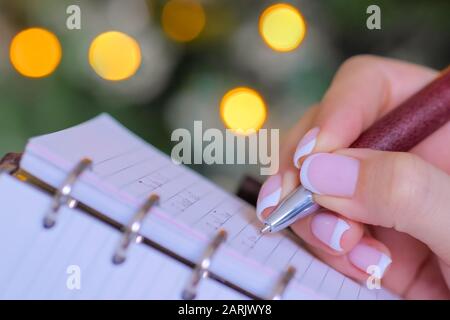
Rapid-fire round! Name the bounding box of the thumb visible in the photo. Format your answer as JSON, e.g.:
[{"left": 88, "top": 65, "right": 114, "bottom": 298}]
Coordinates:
[{"left": 299, "top": 149, "right": 450, "bottom": 263}]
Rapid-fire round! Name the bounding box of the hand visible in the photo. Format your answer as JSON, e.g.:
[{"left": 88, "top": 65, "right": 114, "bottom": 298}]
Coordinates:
[{"left": 256, "top": 55, "right": 450, "bottom": 299}]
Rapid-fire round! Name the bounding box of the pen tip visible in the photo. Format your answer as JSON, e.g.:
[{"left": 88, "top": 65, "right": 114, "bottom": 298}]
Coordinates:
[{"left": 260, "top": 225, "right": 271, "bottom": 234}]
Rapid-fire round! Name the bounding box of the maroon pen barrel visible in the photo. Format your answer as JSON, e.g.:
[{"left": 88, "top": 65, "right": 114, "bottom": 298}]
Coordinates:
[{"left": 351, "top": 66, "right": 450, "bottom": 151}]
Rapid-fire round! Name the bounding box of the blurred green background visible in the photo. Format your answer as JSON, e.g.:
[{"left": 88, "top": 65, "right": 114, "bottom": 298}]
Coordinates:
[{"left": 0, "top": 0, "right": 449, "bottom": 190}]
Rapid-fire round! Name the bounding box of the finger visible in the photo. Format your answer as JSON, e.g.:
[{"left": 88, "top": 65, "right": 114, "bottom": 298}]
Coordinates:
[
  {"left": 411, "top": 121, "right": 450, "bottom": 173},
  {"left": 437, "top": 260, "right": 450, "bottom": 297},
  {"left": 257, "top": 162, "right": 367, "bottom": 258},
  {"left": 255, "top": 167, "right": 298, "bottom": 222},
  {"left": 256, "top": 106, "right": 319, "bottom": 219},
  {"left": 296, "top": 124, "right": 450, "bottom": 294},
  {"left": 292, "top": 55, "right": 437, "bottom": 167},
  {"left": 299, "top": 149, "right": 450, "bottom": 266},
  {"left": 279, "top": 105, "right": 319, "bottom": 170},
  {"left": 406, "top": 256, "right": 450, "bottom": 299},
  {"left": 377, "top": 123, "right": 450, "bottom": 294},
  {"left": 258, "top": 56, "right": 437, "bottom": 221},
  {"left": 290, "top": 210, "right": 364, "bottom": 255},
  {"left": 305, "top": 236, "right": 393, "bottom": 283},
  {"left": 370, "top": 226, "right": 449, "bottom": 297},
  {"left": 259, "top": 107, "right": 369, "bottom": 261}
]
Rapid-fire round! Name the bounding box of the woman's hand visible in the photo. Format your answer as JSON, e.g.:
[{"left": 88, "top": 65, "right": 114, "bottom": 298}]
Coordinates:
[{"left": 256, "top": 55, "right": 450, "bottom": 299}]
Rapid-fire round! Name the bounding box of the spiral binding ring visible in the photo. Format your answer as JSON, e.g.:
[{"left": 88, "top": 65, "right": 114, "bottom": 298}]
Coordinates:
[
  {"left": 269, "top": 266, "right": 296, "bottom": 300},
  {"left": 182, "top": 230, "right": 227, "bottom": 300},
  {"left": 0, "top": 153, "right": 21, "bottom": 175},
  {"left": 112, "top": 194, "right": 160, "bottom": 265},
  {"left": 43, "top": 158, "right": 92, "bottom": 229}
]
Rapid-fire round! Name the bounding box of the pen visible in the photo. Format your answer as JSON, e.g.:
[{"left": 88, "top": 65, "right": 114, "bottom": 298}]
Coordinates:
[{"left": 261, "top": 65, "right": 450, "bottom": 234}]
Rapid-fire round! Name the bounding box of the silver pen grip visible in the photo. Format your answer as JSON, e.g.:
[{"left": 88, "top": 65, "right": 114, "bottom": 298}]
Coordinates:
[{"left": 263, "top": 185, "right": 319, "bottom": 233}]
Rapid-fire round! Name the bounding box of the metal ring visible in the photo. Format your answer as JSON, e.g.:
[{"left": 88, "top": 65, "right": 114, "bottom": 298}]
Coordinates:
[
  {"left": 112, "top": 194, "right": 160, "bottom": 265},
  {"left": 269, "top": 266, "right": 296, "bottom": 300},
  {"left": 0, "top": 153, "right": 21, "bottom": 175},
  {"left": 182, "top": 230, "right": 227, "bottom": 300},
  {"left": 43, "top": 158, "right": 92, "bottom": 229}
]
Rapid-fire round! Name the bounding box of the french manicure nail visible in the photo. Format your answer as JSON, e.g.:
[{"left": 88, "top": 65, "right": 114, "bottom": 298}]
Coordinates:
[
  {"left": 293, "top": 127, "right": 320, "bottom": 168},
  {"left": 300, "top": 153, "right": 360, "bottom": 196},
  {"left": 348, "top": 243, "right": 392, "bottom": 278},
  {"left": 256, "top": 174, "right": 282, "bottom": 222},
  {"left": 311, "top": 213, "right": 350, "bottom": 252}
]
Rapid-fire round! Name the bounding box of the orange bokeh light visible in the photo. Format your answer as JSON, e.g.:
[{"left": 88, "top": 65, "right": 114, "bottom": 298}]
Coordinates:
[
  {"left": 10, "top": 28, "right": 62, "bottom": 78},
  {"left": 162, "top": 0, "right": 206, "bottom": 42}
]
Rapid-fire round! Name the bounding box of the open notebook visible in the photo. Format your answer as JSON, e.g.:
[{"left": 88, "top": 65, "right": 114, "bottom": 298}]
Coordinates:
[
  {"left": 0, "top": 174, "right": 246, "bottom": 299},
  {"left": 1, "top": 114, "right": 397, "bottom": 299}
]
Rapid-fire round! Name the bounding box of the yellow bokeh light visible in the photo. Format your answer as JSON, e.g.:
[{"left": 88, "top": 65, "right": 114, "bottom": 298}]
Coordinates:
[
  {"left": 162, "top": 0, "right": 206, "bottom": 42},
  {"left": 220, "top": 87, "right": 267, "bottom": 134},
  {"left": 10, "top": 28, "right": 62, "bottom": 78},
  {"left": 259, "top": 3, "right": 307, "bottom": 52},
  {"left": 89, "top": 31, "right": 141, "bottom": 81}
]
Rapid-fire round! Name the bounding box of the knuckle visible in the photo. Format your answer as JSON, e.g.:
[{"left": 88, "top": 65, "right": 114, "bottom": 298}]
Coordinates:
[
  {"left": 340, "top": 54, "right": 380, "bottom": 71},
  {"left": 381, "top": 153, "right": 429, "bottom": 231}
]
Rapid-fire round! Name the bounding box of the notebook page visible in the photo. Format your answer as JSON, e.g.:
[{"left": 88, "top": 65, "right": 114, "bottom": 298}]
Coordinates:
[
  {"left": 0, "top": 174, "right": 247, "bottom": 300},
  {"left": 21, "top": 114, "right": 398, "bottom": 299}
]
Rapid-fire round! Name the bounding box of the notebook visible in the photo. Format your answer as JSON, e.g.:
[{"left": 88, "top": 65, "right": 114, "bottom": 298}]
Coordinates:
[
  {"left": 0, "top": 114, "right": 398, "bottom": 299},
  {"left": 0, "top": 174, "right": 246, "bottom": 300}
]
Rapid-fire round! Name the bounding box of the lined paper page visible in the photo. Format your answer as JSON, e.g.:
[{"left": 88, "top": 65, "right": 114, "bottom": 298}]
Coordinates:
[
  {"left": 21, "top": 114, "right": 398, "bottom": 299},
  {"left": 0, "top": 174, "right": 246, "bottom": 300}
]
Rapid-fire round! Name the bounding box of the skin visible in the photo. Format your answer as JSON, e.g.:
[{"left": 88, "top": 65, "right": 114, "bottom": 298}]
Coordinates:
[{"left": 266, "top": 55, "right": 450, "bottom": 299}]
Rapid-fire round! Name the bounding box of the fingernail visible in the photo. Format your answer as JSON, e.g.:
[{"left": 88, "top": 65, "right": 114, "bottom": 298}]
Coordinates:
[
  {"left": 256, "top": 174, "right": 282, "bottom": 222},
  {"left": 300, "top": 153, "right": 360, "bottom": 196},
  {"left": 348, "top": 243, "right": 392, "bottom": 278},
  {"left": 311, "top": 213, "right": 350, "bottom": 252},
  {"left": 293, "top": 127, "right": 320, "bottom": 168}
]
